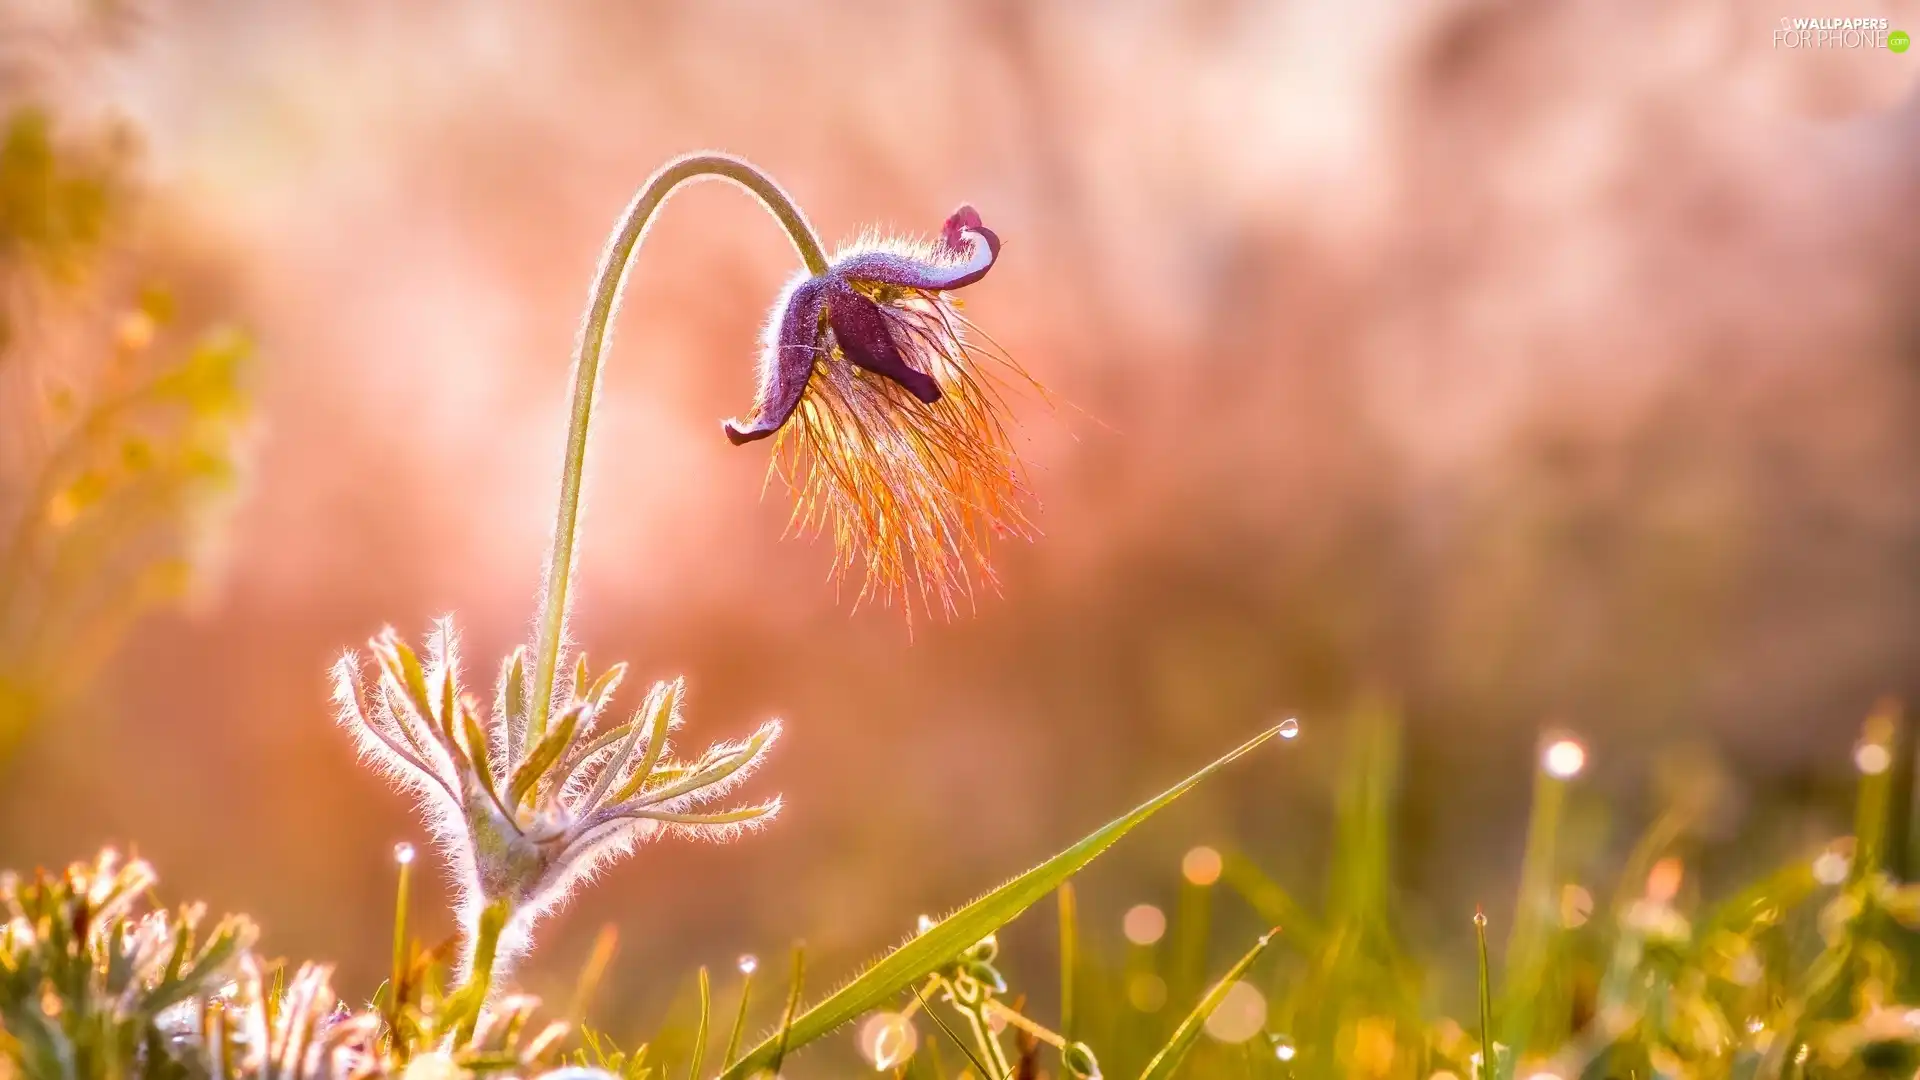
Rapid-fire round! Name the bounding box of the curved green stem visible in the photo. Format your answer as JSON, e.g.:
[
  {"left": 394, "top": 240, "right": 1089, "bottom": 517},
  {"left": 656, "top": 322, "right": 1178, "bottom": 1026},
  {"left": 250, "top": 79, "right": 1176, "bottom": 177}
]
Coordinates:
[{"left": 529, "top": 154, "right": 829, "bottom": 743}]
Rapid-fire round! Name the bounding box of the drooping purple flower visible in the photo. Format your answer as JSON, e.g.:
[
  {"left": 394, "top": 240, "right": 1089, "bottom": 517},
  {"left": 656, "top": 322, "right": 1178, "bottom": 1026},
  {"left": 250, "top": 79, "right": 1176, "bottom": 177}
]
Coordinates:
[{"left": 724, "top": 206, "right": 1039, "bottom": 616}]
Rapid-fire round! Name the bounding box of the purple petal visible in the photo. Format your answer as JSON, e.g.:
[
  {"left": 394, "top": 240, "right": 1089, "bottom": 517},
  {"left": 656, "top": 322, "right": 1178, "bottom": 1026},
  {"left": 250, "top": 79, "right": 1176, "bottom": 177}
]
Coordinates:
[
  {"left": 825, "top": 279, "right": 940, "bottom": 404},
  {"left": 725, "top": 276, "right": 829, "bottom": 444},
  {"left": 832, "top": 205, "right": 1001, "bottom": 292}
]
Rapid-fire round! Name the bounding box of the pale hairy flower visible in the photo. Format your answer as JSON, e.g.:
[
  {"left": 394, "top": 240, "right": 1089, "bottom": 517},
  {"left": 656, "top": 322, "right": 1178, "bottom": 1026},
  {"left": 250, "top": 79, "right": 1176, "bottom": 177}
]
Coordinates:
[
  {"left": 724, "top": 206, "right": 1041, "bottom": 618},
  {"left": 331, "top": 619, "right": 780, "bottom": 976},
  {"left": 183, "top": 957, "right": 379, "bottom": 1079}
]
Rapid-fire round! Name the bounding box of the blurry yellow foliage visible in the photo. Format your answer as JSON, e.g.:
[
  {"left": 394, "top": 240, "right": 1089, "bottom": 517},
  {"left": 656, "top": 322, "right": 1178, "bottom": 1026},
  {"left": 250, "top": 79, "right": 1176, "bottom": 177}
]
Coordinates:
[{"left": 0, "top": 105, "right": 251, "bottom": 761}]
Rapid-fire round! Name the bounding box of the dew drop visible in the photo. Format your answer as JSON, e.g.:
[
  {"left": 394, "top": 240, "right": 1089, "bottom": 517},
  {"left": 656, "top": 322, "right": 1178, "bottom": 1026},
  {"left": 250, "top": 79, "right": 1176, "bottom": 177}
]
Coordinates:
[
  {"left": 393, "top": 842, "right": 415, "bottom": 865},
  {"left": 738, "top": 954, "right": 758, "bottom": 975},
  {"left": 1270, "top": 1034, "right": 1297, "bottom": 1062},
  {"left": 1278, "top": 717, "right": 1300, "bottom": 739}
]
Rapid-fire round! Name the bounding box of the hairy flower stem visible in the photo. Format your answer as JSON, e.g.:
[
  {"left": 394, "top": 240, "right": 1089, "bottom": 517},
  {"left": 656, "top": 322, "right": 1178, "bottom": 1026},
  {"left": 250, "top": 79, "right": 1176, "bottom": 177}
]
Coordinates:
[{"left": 529, "top": 154, "right": 829, "bottom": 744}]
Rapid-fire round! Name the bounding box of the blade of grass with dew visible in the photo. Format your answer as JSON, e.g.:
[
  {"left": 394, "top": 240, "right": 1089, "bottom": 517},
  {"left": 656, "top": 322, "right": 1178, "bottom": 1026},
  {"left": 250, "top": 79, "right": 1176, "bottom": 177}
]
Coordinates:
[
  {"left": 1855, "top": 704, "right": 1898, "bottom": 883},
  {"left": 717, "top": 724, "right": 1287, "bottom": 1080},
  {"left": 388, "top": 845, "right": 413, "bottom": 1060},
  {"left": 1137, "top": 929, "right": 1278, "bottom": 1080},
  {"left": 1475, "top": 909, "right": 1495, "bottom": 1080},
  {"left": 1499, "top": 750, "right": 1570, "bottom": 1057},
  {"left": 721, "top": 961, "right": 754, "bottom": 1071}
]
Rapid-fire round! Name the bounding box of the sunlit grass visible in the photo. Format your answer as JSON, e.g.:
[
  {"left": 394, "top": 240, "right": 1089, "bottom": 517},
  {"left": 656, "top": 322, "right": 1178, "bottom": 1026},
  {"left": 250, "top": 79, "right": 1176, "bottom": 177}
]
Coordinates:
[{"left": 4, "top": 706, "right": 1918, "bottom": 1079}]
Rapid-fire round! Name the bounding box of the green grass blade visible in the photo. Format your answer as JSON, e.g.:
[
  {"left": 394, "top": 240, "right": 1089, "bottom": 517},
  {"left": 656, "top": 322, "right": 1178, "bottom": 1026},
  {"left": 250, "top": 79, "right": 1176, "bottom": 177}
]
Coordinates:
[
  {"left": 718, "top": 724, "right": 1287, "bottom": 1080},
  {"left": 1171, "top": 870, "right": 1214, "bottom": 1007},
  {"left": 1058, "top": 883, "right": 1079, "bottom": 1045},
  {"left": 687, "top": 966, "right": 709, "bottom": 1080},
  {"left": 1855, "top": 703, "right": 1899, "bottom": 881},
  {"left": 387, "top": 845, "right": 413, "bottom": 1056},
  {"left": 721, "top": 963, "right": 754, "bottom": 1072},
  {"left": 770, "top": 943, "right": 807, "bottom": 1075},
  {"left": 1499, "top": 748, "right": 1569, "bottom": 1056},
  {"left": 1138, "top": 929, "right": 1277, "bottom": 1080},
  {"left": 1475, "top": 909, "right": 1495, "bottom": 1080}
]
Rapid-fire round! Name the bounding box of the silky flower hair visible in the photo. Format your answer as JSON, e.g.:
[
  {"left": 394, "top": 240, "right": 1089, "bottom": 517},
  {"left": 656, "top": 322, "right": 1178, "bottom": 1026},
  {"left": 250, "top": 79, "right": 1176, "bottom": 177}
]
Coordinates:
[{"left": 725, "top": 206, "right": 1040, "bottom": 616}]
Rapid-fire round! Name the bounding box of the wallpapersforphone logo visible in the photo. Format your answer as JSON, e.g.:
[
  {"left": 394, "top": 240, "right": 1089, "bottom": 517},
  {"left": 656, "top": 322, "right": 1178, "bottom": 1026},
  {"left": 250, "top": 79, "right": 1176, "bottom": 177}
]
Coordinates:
[{"left": 1773, "top": 16, "right": 1909, "bottom": 50}]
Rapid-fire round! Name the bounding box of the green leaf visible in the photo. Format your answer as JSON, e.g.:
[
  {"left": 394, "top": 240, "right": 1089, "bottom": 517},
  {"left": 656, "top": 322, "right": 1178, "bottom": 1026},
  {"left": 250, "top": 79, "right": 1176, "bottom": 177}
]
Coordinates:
[
  {"left": 374, "top": 635, "right": 436, "bottom": 727},
  {"left": 585, "top": 661, "right": 629, "bottom": 713},
  {"left": 624, "top": 718, "right": 771, "bottom": 810},
  {"left": 627, "top": 804, "right": 778, "bottom": 827},
  {"left": 717, "top": 724, "right": 1287, "bottom": 1080},
  {"left": 509, "top": 703, "right": 584, "bottom": 809},
  {"left": 1138, "top": 929, "right": 1277, "bottom": 1080},
  {"left": 449, "top": 901, "right": 509, "bottom": 1047},
  {"left": 608, "top": 679, "right": 684, "bottom": 806},
  {"left": 501, "top": 647, "right": 528, "bottom": 727}
]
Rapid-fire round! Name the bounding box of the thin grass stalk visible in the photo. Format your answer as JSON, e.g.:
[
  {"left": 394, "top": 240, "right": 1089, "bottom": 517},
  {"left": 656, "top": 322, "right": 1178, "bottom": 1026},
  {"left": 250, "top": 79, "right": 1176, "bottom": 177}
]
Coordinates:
[{"left": 1057, "top": 883, "right": 1078, "bottom": 1047}]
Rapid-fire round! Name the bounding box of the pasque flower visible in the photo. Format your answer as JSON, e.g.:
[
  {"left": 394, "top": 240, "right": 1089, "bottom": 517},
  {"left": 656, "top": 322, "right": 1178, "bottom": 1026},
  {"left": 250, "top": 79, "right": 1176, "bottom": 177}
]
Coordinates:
[
  {"left": 723, "top": 205, "right": 1038, "bottom": 615},
  {"left": 332, "top": 621, "right": 779, "bottom": 978},
  {"left": 330, "top": 153, "right": 1040, "bottom": 989}
]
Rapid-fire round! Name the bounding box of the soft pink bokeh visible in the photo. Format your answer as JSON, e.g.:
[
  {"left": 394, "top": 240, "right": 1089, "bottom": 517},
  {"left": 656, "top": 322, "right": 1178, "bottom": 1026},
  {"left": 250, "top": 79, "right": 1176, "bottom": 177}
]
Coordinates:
[{"left": 5, "top": 0, "right": 1920, "bottom": 1042}]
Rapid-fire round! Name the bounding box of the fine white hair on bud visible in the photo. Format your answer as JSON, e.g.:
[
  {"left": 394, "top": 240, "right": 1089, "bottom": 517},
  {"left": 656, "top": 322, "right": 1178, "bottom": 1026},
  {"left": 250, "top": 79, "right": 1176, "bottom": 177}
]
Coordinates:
[{"left": 331, "top": 619, "right": 782, "bottom": 981}]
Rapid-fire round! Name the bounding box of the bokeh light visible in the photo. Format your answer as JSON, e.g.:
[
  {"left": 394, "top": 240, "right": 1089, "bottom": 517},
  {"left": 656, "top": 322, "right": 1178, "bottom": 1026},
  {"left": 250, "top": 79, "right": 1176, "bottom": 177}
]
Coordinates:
[
  {"left": 1646, "top": 857, "right": 1684, "bottom": 903},
  {"left": 1543, "top": 738, "right": 1587, "bottom": 779},
  {"left": 1857, "top": 741, "right": 1894, "bottom": 775},
  {"left": 1812, "top": 849, "right": 1851, "bottom": 886},
  {"left": 1202, "top": 980, "right": 1268, "bottom": 1043},
  {"left": 1, "top": 2, "right": 1914, "bottom": 1049},
  {"left": 1127, "top": 973, "right": 1167, "bottom": 1013},
  {"left": 1123, "top": 903, "right": 1168, "bottom": 945},
  {"left": 1182, "top": 846, "right": 1223, "bottom": 886}
]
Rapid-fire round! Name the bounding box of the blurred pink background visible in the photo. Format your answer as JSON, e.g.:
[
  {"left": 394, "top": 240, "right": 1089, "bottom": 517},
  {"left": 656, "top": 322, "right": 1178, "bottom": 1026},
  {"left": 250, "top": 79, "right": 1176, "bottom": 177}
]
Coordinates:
[{"left": 4, "top": 0, "right": 1920, "bottom": 1040}]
